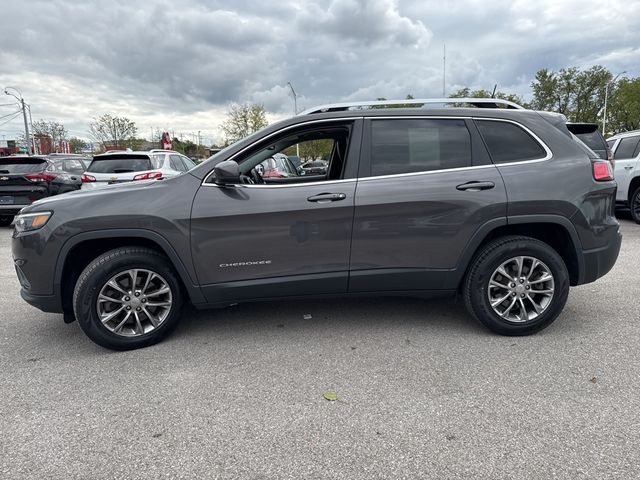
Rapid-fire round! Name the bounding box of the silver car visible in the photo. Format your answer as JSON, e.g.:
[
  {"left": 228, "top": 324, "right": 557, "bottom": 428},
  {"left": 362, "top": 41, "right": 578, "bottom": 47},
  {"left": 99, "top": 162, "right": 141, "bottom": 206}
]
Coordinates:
[{"left": 81, "top": 150, "right": 197, "bottom": 189}]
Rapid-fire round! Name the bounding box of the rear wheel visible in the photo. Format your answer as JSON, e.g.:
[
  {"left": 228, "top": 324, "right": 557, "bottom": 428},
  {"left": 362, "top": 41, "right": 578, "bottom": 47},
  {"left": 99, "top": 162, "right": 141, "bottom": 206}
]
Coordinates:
[
  {"left": 464, "top": 236, "right": 569, "bottom": 335},
  {"left": 0, "top": 215, "right": 14, "bottom": 227},
  {"left": 630, "top": 186, "right": 640, "bottom": 224},
  {"left": 73, "top": 247, "right": 183, "bottom": 350}
]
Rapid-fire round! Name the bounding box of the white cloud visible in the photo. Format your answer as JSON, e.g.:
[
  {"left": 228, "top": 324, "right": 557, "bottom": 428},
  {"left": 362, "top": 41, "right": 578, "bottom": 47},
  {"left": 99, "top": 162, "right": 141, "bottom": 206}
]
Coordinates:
[{"left": 0, "top": 0, "right": 638, "bottom": 143}]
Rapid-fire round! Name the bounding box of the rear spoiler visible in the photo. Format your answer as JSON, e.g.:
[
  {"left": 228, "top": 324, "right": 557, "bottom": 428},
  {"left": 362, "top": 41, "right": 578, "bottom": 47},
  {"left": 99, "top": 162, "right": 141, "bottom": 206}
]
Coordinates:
[{"left": 536, "top": 113, "right": 601, "bottom": 138}]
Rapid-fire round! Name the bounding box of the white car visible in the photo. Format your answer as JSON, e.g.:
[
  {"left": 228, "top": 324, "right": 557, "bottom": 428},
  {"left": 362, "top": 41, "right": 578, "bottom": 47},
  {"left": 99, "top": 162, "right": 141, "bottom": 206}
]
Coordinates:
[
  {"left": 81, "top": 150, "right": 197, "bottom": 189},
  {"left": 606, "top": 131, "right": 640, "bottom": 223}
]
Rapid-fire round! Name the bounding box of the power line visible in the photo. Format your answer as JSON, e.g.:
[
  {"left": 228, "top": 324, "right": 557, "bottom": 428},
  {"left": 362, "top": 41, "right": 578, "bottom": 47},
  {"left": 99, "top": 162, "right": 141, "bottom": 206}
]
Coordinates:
[
  {"left": 0, "top": 111, "right": 22, "bottom": 128},
  {"left": 0, "top": 110, "right": 21, "bottom": 120}
]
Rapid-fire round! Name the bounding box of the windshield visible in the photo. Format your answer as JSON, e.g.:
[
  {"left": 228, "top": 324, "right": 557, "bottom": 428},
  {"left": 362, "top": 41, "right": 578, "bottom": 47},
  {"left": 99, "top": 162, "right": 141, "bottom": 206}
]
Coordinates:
[
  {"left": 0, "top": 158, "right": 47, "bottom": 174},
  {"left": 88, "top": 155, "right": 152, "bottom": 173}
]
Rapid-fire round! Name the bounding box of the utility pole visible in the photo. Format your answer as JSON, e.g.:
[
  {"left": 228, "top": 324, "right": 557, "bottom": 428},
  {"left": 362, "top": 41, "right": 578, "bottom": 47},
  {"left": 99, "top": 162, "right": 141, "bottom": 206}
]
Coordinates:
[
  {"left": 4, "top": 86, "right": 31, "bottom": 155},
  {"left": 603, "top": 71, "right": 626, "bottom": 136},
  {"left": 287, "top": 82, "right": 300, "bottom": 158},
  {"left": 442, "top": 44, "right": 446, "bottom": 97}
]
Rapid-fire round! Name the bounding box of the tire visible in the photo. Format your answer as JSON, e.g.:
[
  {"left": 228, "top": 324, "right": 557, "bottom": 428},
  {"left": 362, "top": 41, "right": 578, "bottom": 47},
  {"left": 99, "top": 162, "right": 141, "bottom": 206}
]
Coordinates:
[
  {"left": 73, "top": 247, "right": 183, "bottom": 350},
  {"left": 630, "top": 186, "right": 640, "bottom": 224},
  {"left": 0, "top": 215, "right": 14, "bottom": 227},
  {"left": 463, "top": 235, "right": 569, "bottom": 336}
]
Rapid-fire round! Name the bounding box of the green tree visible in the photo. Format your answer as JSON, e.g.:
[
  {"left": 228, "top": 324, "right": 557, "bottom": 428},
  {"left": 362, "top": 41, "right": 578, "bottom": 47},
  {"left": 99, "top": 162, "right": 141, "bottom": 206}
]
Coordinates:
[
  {"left": 606, "top": 77, "right": 640, "bottom": 135},
  {"left": 88, "top": 114, "right": 138, "bottom": 150},
  {"left": 449, "top": 87, "right": 528, "bottom": 107},
  {"left": 68, "top": 137, "right": 86, "bottom": 153},
  {"left": 530, "top": 66, "right": 611, "bottom": 122},
  {"left": 221, "top": 103, "right": 268, "bottom": 145}
]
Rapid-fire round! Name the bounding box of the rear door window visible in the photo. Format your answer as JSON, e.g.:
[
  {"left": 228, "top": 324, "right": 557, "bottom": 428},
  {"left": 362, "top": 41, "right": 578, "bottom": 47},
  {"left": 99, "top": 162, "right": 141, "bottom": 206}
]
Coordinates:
[
  {"left": 614, "top": 137, "right": 640, "bottom": 159},
  {"left": 368, "top": 118, "right": 472, "bottom": 176},
  {"left": 181, "top": 156, "right": 196, "bottom": 170},
  {"left": 476, "top": 120, "right": 547, "bottom": 163},
  {"left": 170, "top": 155, "right": 187, "bottom": 172},
  {"left": 88, "top": 155, "right": 152, "bottom": 173},
  {"left": 0, "top": 158, "right": 47, "bottom": 174}
]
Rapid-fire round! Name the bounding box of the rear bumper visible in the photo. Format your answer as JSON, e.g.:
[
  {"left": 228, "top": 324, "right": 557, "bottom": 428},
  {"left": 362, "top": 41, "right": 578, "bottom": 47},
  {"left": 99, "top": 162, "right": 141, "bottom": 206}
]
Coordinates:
[
  {"left": 579, "top": 231, "right": 622, "bottom": 285},
  {"left": 20, "top": 288, "right": 63, "bottom": 313}
]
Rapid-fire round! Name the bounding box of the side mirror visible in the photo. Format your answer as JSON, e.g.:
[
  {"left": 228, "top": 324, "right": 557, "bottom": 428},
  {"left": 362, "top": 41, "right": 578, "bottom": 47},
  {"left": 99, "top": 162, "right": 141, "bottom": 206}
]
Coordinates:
[{"left": 214, "top": 160, "right": 241, "bottom": 185}]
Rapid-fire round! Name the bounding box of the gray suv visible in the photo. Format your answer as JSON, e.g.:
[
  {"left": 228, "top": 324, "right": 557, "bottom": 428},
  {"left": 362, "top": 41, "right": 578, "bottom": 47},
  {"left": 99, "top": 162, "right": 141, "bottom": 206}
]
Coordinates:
[{"left": 11, "top": 98, "right": 621, "bottom": 350}]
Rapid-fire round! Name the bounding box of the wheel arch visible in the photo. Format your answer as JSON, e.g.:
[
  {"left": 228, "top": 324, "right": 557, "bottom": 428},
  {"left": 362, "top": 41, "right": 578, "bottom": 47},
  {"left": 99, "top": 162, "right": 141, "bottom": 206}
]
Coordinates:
[
  {"left": 456, "top": 215, "right": 584, "bottom": 289},
  {"left": 56, "top": 229, "right": 205, "bottom": 318},
  {"left": 627, "top": 175, "right": 640, "bottom": 206}
]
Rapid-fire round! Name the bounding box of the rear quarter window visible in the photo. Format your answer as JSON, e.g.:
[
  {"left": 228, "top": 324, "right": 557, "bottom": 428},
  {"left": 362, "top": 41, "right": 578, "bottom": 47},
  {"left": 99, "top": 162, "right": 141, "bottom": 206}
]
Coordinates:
[
  {"left": 476, "top": 120, "right": 547, "bottom": 163},
  {"left": 88, "top": 155, "right": 152, "bottom": 173},
  {"left": 575, "top": 131, "right": 606, "bottom": 151}
]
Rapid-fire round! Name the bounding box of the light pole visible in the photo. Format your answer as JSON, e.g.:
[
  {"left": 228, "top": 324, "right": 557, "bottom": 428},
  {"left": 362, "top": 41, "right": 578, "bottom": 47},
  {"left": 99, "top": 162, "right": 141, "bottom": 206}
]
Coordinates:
[
  {"left": 4, "top": 86, "right": 31, "bottom": 155},
  {"left": 287, "top": 82, "right": 300, "bottom": 158},
  {"left": 603, "top": 71, "right": 626, "bottom": 136}
]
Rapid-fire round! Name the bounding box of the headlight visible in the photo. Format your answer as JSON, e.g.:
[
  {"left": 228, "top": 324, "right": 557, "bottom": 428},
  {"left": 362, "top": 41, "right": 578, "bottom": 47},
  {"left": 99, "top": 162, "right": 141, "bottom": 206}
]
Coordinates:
[{"left": 14, "top": 211, "right": 53, "bottom": 233}]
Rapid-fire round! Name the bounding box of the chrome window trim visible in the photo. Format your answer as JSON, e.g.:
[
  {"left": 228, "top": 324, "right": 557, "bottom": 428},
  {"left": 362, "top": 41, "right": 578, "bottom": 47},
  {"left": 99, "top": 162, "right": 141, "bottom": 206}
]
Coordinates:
[
  {"left": 202, "top": 178, "right": 357, "bottom": 189},
  {"left": 357, "top": 164, "right": 496, "bottom": 183},
  {"left": 201, "top": 117, "right": 361, "bottom": 185},
  {"left": 201, "top": 115, "right": 553, "bottom": 188}
]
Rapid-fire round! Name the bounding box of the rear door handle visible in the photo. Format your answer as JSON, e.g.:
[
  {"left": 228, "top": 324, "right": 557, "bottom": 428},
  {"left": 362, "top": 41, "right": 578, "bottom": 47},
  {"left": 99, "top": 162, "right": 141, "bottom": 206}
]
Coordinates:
[
  {"left": 624, "top": 165, "right": 634, "bottom": 170},
  {"left": 456, "top": 181, "right": 495, "bottom": 191},
  {"left": 307, "top": 192, "right": 347, "bottom": 203}
]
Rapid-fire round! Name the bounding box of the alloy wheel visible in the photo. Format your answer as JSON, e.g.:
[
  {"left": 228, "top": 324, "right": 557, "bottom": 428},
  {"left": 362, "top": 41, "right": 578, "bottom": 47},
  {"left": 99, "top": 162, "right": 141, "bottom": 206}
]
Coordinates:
[
  {"left": 487, "top": 256, "right": 555, "bottom": 323},
  {"left": 96, "top": 269, "right": 173, "bottom": 337}
]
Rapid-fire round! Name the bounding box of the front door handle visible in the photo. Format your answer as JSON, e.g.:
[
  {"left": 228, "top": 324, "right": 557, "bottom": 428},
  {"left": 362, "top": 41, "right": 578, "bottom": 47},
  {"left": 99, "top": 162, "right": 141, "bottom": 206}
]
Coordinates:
[
  {"left": 307, "top": 192, "right": 347, "bottom": 203},
  {"left": 456, "top": 181, "right": 495, "bottom": 191},
  {"left": 624, "top": 165, "right": 634, "bottom": 170}
]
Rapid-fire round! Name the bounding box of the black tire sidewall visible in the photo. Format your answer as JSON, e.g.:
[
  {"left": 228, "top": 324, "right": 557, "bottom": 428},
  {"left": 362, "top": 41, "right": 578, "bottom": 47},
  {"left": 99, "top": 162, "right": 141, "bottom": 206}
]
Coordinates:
[
  {"left": 631, "top": 187, "right": 640, "bottom": 224},
  {"left": 75, "top": 251, "right": 183, "bottom": 350},
  {"left": 467, "top": 238, "right": 569, "bottom": 335}
]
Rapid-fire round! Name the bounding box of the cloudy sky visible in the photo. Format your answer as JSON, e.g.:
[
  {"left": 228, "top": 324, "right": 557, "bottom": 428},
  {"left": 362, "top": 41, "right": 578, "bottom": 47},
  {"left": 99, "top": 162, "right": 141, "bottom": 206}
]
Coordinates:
[{"left": 1, "top": 0, "right": 639, "bottom": 145}]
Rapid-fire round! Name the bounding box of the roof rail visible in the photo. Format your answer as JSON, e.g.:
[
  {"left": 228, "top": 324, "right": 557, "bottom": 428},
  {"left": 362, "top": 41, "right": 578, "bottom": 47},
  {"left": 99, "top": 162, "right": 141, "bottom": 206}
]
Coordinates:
[{"left": 298, "top": 97, "right": 525, "bottom": 115}]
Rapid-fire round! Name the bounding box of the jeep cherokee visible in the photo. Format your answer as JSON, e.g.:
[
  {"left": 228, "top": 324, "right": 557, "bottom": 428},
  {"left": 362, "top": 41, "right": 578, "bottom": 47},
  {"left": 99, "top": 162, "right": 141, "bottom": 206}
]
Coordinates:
[{"left": 11, "top": 98, "right": 622, "bottom": 350}]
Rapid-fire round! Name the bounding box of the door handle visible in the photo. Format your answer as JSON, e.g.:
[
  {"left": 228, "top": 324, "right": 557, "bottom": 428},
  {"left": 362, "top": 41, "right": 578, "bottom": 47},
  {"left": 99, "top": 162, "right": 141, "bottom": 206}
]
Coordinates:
[
  {"left": 307, "top": 192, "right": 347, "bottom": 203},
  {"left": 456, "top": 181, "right": 495, "bottom": 191},
  {"left": 624, "top": 165, "right": 634, "bottom": 170}
]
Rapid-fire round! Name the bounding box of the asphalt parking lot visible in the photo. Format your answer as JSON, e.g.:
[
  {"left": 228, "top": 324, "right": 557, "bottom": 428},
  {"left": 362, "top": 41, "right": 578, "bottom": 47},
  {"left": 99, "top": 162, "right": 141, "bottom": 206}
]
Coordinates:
[{"left": 1, "top": 217, "right": 639, "bottom": 479}]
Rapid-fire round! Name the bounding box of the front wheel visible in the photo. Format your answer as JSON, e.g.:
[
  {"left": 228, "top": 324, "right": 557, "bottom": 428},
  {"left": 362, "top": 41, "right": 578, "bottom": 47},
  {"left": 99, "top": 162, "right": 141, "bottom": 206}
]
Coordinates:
[
  {"left": 0, "top": 215, "right": 14, "bottom": 227},
  {"left": 73, "top": 247, "right": 183, "bottom": 350},
  {"left": 463, "top": 236, "right": 569, "bottom": 336}
]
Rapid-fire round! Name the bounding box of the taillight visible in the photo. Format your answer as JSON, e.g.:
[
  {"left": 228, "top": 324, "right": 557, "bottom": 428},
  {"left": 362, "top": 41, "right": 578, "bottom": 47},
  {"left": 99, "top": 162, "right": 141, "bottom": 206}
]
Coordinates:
[
  {"left": 593, "top": 161, "right": 614, "bottom": 182},
  {"left": 81, "top": 174, "right": 96, "bottom": 183},
  {"left": 25, "top": 173, "right": 58, "bottom": 182},
  {"left": 607, "top": 150, "right": 615, "bottom": 168},
  {"left": 133, "top": 171, "right": 163, "bottom": 181}
]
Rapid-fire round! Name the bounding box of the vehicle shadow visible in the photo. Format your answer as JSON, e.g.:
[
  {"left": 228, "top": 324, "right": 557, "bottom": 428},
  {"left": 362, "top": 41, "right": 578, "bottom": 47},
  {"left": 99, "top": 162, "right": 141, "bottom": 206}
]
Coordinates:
[{"left": 170, "top": 295, "right": 488, "bottom": 343}]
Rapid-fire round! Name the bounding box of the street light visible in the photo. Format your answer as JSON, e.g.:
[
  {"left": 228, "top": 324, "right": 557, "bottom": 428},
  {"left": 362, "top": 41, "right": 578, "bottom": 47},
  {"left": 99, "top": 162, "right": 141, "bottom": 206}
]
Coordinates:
[
  {"left": 287, "top": 82, "right": 300, "bottom": 158},
  {"left": 602, "top": 71, "right": 626, "bottom": 136},
  {"left": 4, "top": 86, "right": 31, "bottom": 155}
]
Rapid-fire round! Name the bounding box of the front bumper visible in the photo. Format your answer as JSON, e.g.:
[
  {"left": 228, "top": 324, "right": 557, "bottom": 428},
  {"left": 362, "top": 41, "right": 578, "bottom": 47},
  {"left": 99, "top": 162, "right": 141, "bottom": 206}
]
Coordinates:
[
  {"left": 19, "top": 288, "right": 63, "bottom": 313},
  {"left": 579, "top": 231, "right": 622, "bottom": 285}
]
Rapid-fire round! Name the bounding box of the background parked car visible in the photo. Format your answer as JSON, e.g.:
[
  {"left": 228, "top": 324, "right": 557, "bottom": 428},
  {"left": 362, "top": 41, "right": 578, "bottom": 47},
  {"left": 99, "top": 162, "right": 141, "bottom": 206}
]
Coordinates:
[
  {"left": 606, "top": 130, "right": 640, "bottom": 222},
  {"left": 81, "top": 150, "right": 196, "bottom": 189},
  {"left": 47, "top": 154, "right": 91, "bottom": 175},
  {"left": 568, "top": 123, "right": 613, "bottom": 164},
  {"left": 257, "top": 153, "right": 303, "bottom": 178},
  {"left": 0, "top": 155, "right": 82, "bottom": 226},
  {"left": 301, "top": 159, "right": 328, "bottom": 175}
]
